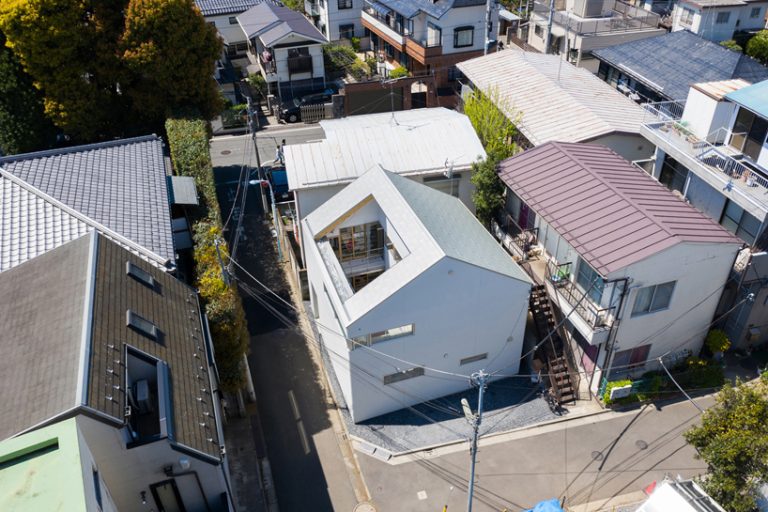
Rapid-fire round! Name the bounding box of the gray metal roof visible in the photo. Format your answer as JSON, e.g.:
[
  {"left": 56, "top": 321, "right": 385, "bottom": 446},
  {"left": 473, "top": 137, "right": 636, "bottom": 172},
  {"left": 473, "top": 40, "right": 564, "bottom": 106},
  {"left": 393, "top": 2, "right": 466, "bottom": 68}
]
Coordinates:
[
  {"left": 195, "top": 0, "right": 272, "bottom": 16},
  {"left": 169, "top": 176, "right": 200, "bottom": 205},
  {"left": 0, "top": 234, "right": 90, "bottom": 441},
  {"left": 376, "top": 0, "right": 485, "bottom": 19},
  {"left": 593, "top": 31, "right": 768, "bottom": 101},
  {"left": 238, "top": 2, "right": 326, "bottom": 46},
  {"left": 457, "top": 51, "right": 646, "bottom": 146},
  {"left": 498, "top": 142, "right": 742, "bottom": 275},
  {"left": 0, "top": 135, "right": 176, "bottom": 265}
]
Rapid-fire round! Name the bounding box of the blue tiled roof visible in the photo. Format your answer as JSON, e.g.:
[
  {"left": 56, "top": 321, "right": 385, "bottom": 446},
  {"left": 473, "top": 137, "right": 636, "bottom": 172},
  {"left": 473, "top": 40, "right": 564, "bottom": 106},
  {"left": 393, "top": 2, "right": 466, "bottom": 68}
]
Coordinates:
[
  {"left": 593, "top": 31, "right": 768, "bottom": 101},
  {"left": 726, "top": 80, "right": 768, "bottom": 119}
]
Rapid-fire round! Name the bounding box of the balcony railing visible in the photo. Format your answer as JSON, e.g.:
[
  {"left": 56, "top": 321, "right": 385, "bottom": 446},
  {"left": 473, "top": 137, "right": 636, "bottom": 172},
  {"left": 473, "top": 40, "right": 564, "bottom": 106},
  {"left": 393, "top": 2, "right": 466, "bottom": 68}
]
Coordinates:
[
  {"left": 545, "top": 260, "right": 615, "bottom": 331},
  {"left": 532, "top": 0, "right": 660, "bottom": 35},
  {"left": 304, "top": 0, "right": 320, "bottom": 15},
  {"left": 492, "top": 211, "right": 538, "bottom": 259},
  {"left": 641, "top": 100, "right": 686, "bottom": 123},
  {"left": 258, "top": 53, "right": 276, "bottom": 75}
]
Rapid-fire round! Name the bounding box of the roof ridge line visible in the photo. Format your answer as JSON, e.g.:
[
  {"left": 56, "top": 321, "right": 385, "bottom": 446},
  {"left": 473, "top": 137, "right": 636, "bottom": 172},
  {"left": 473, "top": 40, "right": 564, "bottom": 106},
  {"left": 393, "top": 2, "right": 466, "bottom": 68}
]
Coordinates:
[
  {"left": 0, "top": 168, "right": 170, "bottom": 266},
  {"left": 0, "top": 134, "right": 160, "bottom": 164},
  {"left": 549, "top": 143, "right": 679, "bottom": 241}
]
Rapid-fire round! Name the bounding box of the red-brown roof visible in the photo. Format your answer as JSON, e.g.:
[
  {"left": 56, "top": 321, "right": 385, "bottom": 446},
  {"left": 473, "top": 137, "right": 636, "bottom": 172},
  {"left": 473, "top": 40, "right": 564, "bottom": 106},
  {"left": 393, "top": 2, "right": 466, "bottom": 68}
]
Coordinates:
[{"left": 497, "top": 142, "right": 742, "bottom": 275}]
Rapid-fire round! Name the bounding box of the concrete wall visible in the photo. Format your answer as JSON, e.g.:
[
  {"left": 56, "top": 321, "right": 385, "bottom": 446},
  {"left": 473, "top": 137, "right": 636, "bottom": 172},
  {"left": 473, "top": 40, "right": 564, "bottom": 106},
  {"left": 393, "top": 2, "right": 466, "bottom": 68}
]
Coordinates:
[
  {"left": 672, "top": 2, "right": 768, "bottom": 42},
  {"left": 76, "top": 416, "right": 228, "bottom": 512},
  {"left": 207, "top": 13, "right": 250, "bottom": 46},
  {"left": 590, "top": 133, "right": 655, "bottom": 162},
  {"left": 685, "top": 173, "right": 728, "bottom": 222},
  {"left": 316, "top": 0, "right": 364, "bottom": 41},
  {"left": 682, "top": 87, "right": 737, "bottom": 141}
]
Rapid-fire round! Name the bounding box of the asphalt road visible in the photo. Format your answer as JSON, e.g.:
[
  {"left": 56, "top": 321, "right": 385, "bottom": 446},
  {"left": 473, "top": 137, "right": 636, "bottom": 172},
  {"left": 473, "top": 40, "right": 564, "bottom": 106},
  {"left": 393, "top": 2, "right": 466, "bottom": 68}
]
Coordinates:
[
  {"left": 211, "top": 131, "right": 359, "bottom": 512},
  {"left": 358, "top": 396, "right": 713, "bottom": 511}
]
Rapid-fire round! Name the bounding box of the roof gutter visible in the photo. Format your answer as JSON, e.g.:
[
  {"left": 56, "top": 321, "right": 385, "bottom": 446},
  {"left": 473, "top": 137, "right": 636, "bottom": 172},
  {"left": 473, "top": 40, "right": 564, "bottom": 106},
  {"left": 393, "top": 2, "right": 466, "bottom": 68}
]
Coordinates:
[{"left": 76, "top": 231, "right": 99, "bottom": 407}]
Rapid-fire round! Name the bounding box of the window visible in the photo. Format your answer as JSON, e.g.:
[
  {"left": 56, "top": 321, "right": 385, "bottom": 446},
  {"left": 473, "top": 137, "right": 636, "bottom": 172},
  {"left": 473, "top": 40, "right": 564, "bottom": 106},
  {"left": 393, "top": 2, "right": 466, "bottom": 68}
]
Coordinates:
[
  {"left": 226, "top": 42, "right": 249, "bottom": 58},
  {"left": 126, "top": 310, "right": 160, "bottom": 341},
  {"left": 715, "top": 11, "right": 730, "bottom": 23},
  {"left": 453, "top": 26, "right": 474, "bottom": 48},
  {"left": 576, "top": 259, "right": 604, "bottom": 305},
  {"left": 126, "top": 261, "right": 156, "bottom": 289},
  {"left": 339, "top": 23, "right": 355, "bottom": 39},
  {"left": 750, "top": 7, "right": 761, "bottom": 17},
  {"left": 612, "top": 344, "right": 651, "bottom": 372},
  {"left": 460, "top": 353, "right": 488, "bottom": 365},
  {"left": 720, "top": 200, "right": 761, "bottom": 244},
  {"left": 338, "top": 0, "right": 353, "bottom": 8},
  {"left": 427, "top": 23, "right": 442, "bottom": 47},
  {"left": 534, "top": 24, "right": 544, "bottom": 37},
  {"left": 383, "top": 367, "right": 424, "bottom": 385},
  {"left": 333, "top": 222, "right": 384, "bottom": 261},
  {"left": 679, "top": 7, "right": 695, "bottom": 25},
  {"left": 125, "top": 347, "right": 172, "bottom": 444},
  {"left": 447, "top": 65, "right": 464, "bottom": 82},
  {"left": 229, "top": 16, "right": 238, "bottom": 24},
  {"left": 93, "top": 468, "right": 103, "bottom": 509},
  {"left": 632, "top": 282, "right": 675, "bottom": 316},
  {"left": 423, "top": 174, "right": 460, "bottom": 197},
  {"left": 354, "top": 324, "right": 414, "bottom": 347}
]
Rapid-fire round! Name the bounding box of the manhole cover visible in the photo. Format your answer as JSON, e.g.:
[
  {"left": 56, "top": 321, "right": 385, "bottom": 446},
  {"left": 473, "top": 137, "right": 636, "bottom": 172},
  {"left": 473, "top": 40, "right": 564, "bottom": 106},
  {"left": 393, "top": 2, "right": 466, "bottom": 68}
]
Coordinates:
[
  {"left": 354, "top": 502, "right": 377, "bottom": 512},
  {"left": 221, "top": 150, "right": 232, "bottom": 155},
  {"left": 591, "top": 451, "right": 604, "bottom": 461},
  {"left": 636, "top": 440, "right": 648, "bottom": 450}
]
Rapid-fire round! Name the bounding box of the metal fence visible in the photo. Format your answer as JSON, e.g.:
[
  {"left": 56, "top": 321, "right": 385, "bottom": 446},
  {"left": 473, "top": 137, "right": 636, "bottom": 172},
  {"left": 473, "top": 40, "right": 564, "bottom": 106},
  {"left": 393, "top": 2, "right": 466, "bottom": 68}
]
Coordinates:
[
  {"left": 299, "top": 103, "right": 331, "bottom": 123},
  {"left": 532, "top": 0, "right": 660, "bottom": 35}
]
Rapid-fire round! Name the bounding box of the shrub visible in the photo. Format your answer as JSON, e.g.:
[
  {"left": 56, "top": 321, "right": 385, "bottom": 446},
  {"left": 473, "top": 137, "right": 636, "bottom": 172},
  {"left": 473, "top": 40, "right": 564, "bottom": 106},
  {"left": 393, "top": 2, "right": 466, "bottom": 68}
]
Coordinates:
[
  {"left": 246, "top": 73, "right": 268, "bottom": 100},
  {"left": 706, "top": 329, "right": 731, "bottom": 354},
  {"left": 389, "top": 65, "right": 409, "bottom": 79},
  {"left": 636, "top": 374, "right": 664, "bottom": 401},
  {"left": 351, "top": 36, "right": 361, "bottom": 52},
  {"left": 720, "top": 39, "right": 743, "bottom": 52},
  {"left": 602, "top": 379, "right": 634, "bottom": 405},
  {"left": 676, "top": 356, "right": 725, "bottom": 390},
  {"left": 323, "top": 43, "right": 358, "bottom": 73},
  {"left": 365, "top": 56, "right": 378, "bottom": 75}
]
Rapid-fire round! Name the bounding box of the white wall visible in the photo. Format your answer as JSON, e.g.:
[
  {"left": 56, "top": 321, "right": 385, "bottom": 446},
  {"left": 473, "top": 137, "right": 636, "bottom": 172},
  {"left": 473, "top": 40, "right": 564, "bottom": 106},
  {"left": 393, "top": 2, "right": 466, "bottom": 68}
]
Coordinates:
[
  {"left": 317, "top": 0, "right": 364, "bottom": 41},
  {"left": 207, "top": 13, "right": 250, "bottom": 46},
  {"left": 672, "top": 2, "right": 768, "bottom": 41},
  {"left": 76, "top": 423, "right": 119, "bottom": 512},
  {"left": 272, "top": 38, "right": 326, "bottom": 83},
  {"left": 412, "top": 6, "right": 496, "bottom": 56},
  {"left": 76, "top": 416, "right": 229, "bottom": 512},
  {"left": 682, "top": 87, "right": 737, "bottom": 141},
  {"left": 590, "top": 133, "right": 655, "bottom": 162},
  {"left": 345, "top": 257, "right": 530, "bottom": 422}
]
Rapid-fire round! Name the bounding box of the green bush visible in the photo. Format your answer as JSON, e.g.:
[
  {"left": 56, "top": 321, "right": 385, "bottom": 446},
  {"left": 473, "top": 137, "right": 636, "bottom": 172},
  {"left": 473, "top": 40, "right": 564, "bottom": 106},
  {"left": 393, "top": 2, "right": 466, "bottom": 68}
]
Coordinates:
[
  {"left": 351, "top": 36, "right": 361, "bottom": 52},
  {"left": 706, "top": 329, "right": 731, "bottom": 354},
  {"left": 389, "top": 65, "right": 409, "bottom": 79},
  {"left": 603, "top": 379, "right": 634, "bottom": 405},
  {"left": 365, "top": 56, "right": 378, "bottom": 75},
  {"left": 636, "top": 374, "right": 664, "bottom": 401},
  {"left": 165, "top": 117, "right": 250, "bottom": 393},
  {"left": 323, "top": 43, "right": 358, "bottom": 73},
  {"left": 676, "top": 356, "right": 725, "bottom": 390}
]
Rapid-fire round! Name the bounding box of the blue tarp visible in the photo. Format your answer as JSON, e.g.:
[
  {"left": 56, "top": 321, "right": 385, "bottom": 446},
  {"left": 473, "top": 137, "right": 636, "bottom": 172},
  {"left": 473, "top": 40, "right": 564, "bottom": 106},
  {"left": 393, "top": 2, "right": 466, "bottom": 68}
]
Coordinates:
[{"left": 524, "top": 499, "right": 564, "bottom": 512}]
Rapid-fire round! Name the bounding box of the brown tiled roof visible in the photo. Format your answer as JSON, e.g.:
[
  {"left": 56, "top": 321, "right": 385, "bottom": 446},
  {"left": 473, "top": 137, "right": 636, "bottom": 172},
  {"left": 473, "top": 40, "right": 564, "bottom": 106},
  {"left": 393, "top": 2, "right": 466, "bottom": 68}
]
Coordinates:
[{"left": 498, "top": 142, "right": 742, "bottom": 275}]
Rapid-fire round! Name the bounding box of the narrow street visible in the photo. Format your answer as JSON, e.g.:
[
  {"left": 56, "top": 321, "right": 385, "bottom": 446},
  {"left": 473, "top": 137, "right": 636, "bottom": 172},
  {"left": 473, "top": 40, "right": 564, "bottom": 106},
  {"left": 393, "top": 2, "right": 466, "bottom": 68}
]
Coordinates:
[{"left": 211, "top": 132, "right": 361, "bottom": 512}]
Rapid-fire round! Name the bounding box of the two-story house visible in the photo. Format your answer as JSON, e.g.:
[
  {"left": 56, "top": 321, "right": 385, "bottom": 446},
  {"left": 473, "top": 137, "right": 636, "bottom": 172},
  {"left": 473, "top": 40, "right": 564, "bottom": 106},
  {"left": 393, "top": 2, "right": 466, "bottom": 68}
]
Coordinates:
[
  {"left": 525, "top": 0, "right": 666, "bottom": 72},
  {"left": 641, "top": 79, "right": 768, "bottom": 348},
  {"left": 593, "top": 30, "right": 768, "bottom": 103},
  {"left": 196, "top": 0, "right": 269, "bottom": 63},
  {"left": 303, "top": 166, "right": 531, "bottom": 422},
  {"left": 671, "top": 0, "right": 768, "bottom": 42},
  {"left": 238, "top": 1, "right": 328, "bottom": 101},
  {"left": 0, "top": 232, "right": 233, "bottom": 511},
  {"left": 495, "top": 142, "right": 742, "bottom": 395},
  {"left": 305, "top": 0, "right": 364, "bottom": 41},
  {"left": 360, "top": 0, "right": 498, "bottom": 87}
]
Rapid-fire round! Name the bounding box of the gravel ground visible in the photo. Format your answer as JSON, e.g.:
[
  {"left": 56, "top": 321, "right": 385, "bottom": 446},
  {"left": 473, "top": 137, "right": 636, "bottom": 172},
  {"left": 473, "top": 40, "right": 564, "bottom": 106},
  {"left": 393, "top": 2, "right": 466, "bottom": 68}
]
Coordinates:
[{"left": 304, "top": 302, "right": 560, "bottom": 455}]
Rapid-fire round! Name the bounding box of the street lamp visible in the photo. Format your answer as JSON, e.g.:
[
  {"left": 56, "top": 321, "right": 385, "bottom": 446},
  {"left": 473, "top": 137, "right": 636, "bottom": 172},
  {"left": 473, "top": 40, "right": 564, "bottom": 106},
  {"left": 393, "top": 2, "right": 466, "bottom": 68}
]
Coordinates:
[{"left": 250, "top": 179, "right": 283, "bottom": 261}]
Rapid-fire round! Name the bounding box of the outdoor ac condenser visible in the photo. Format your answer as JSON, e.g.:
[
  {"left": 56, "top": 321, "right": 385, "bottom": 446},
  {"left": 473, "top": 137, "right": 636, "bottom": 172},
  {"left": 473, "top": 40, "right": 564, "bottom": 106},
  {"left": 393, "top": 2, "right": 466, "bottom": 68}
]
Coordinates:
[{"left": 133, "top": 380, "right": 154, "bottom": 415}]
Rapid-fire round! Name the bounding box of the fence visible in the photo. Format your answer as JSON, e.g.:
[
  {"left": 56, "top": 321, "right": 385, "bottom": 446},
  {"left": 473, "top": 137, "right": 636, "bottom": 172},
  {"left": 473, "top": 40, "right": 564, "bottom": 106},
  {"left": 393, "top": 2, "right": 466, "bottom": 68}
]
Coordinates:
[
  {"left": 532, "top": 0, "right": 660, "bottom": 35},
  {"left": 299, "top": 103, "right": 332, "bottom": 123}
]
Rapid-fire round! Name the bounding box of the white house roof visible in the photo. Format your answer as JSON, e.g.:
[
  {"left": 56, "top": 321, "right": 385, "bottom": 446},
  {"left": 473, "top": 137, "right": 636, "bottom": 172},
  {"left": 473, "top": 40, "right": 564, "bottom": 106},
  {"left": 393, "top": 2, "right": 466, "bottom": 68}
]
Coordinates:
[
  {"left": 237, "top": 2, "right": 326, "bottom": 47},
  {"left": 456, "top": 50, "right": 647, "bottom": 146},
  {"left": 284, "top": 108, "right": 486, "bottom": 191},
  {"left": 304, "top": 166, "right": 530, "bottom": 322}
]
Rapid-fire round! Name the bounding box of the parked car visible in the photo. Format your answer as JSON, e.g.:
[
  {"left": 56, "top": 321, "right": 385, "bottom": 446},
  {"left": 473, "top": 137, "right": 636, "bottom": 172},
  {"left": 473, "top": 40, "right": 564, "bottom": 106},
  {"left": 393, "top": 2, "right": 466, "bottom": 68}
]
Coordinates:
[
  {"left": 279, "top": 87, "right": 338, "bottom": 123},
  {"left": 257, "top": 163, "right": 292, "bottom": 201}
]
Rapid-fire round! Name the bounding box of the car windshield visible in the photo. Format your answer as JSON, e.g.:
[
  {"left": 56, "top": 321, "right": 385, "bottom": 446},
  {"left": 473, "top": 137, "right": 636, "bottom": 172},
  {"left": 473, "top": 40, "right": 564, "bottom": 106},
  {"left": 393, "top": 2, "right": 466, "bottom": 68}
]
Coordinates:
[{"left": 292, "top": 98, "right": 302, "bottom": 107}]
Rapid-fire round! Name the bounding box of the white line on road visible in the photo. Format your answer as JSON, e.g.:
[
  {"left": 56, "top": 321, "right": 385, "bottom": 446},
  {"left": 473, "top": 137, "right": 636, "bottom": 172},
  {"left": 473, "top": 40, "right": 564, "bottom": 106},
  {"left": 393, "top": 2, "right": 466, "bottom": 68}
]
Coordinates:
[
  {"left": 297, "top": 419, "right": 312, "bottom": 455},
  {"left": 288, "top": 390, "right": 301, "bottom": 420},
  {"left": 214, "top": 125, "right": 323, "bottom": 139}
]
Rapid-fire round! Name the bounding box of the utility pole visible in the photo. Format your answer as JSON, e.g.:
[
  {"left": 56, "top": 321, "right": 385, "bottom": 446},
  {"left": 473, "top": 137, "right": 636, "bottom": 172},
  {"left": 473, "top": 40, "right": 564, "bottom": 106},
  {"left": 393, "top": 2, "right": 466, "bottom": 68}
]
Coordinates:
[
  {"left": 544, "top": 0, "right": 555, "bottom": 54},
  {"left": 462, "top": 370, "right": 489, "bottom": 512},
  {"left": 484, "top": 0, "right": 494, "bottom": 55},
  {"left": 246, "top": 95, "right": 267, "bottom": 214}
]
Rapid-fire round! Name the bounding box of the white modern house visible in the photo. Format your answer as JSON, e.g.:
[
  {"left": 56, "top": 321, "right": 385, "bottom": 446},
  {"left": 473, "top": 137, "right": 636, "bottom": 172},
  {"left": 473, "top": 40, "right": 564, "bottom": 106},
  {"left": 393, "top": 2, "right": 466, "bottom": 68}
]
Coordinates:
[
  {"left": 238, "top": 1, "right": 328, "bottom": 101},
  {"left": 284, "top": 107, "right": 486, "bottom": 252},
  {"left": 496, "top": 142, "right": 742, "bottom": 394},
  {"left": 305, "top": 0, "right": 363, "bottom": 42},
  {"left": 671, "top": 0, "right": 768, "bottom": 42},
  {"left": 456, "top": 50, "right": 655, "bottom": 162},
  {"left": 641, "top": 79, "right": 768, "bottom": 348},
  {"left": 303, "top": 166, "right": 531, "bottom": 422},
  {"left": 196, "top": 0, "right": 268, "bottom": 63}
]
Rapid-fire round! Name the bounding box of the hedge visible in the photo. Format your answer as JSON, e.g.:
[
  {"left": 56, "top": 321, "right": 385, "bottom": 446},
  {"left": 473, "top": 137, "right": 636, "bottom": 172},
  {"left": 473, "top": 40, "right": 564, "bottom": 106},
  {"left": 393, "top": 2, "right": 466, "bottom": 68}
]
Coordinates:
[{"left": 165, "top": 117, "right": 249, "bottom": 392}]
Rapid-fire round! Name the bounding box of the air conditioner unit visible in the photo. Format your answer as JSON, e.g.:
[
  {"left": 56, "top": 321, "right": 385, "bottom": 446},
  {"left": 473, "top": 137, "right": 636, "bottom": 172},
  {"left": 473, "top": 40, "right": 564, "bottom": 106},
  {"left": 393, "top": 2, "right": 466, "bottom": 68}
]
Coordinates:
[
  {"left": 133, "top": 380, "right": 154, "bottom": 415},
  {"left": 748, "top": 327, "right": 761, "bottom": 343}
]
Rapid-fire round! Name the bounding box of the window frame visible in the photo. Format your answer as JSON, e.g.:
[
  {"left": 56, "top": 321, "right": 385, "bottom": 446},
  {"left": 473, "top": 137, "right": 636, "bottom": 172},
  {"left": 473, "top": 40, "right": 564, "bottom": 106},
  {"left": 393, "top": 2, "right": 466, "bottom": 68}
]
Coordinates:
[
  {"left": 353, "top": 323, "right": 414, "bottom": 347},
  {"left": 715, "top": 11, "right": 730, "bottom": 23},
  {"left": 383, "top": 367, "right": 424, "bottom": 385},
  {"left": 427, "top": 23, "right": 442, "bottom": 47},
  {"left": 338, "top": 0, "right": 353, "bottom": 9},
  {"left": 126, "top": 310, "right": 160, "bottom": 341},
  {"left": 612, "top": 344, "right": 652, "bottom": 372},
  {"left": 339, "top": 23, "right": 355, "bottom": 39},
  {"left": 679, "top": 6, "right": 695, "bottom": 25},
  {"left": 229, "top": 16, "right": 238, "bottom": 25},
  {"left": 453, "top": 26, "right": 474, "bottom": 48},
  {"left": 126, "top": 261, "right": 156, "bottom": 289},
  {"left": 631, "top": 282, "right": 676, "bottom": 317},
  {"left": 576, "top": 259, "right": 604, "bottom": 305},
  {"left": 750, "top": 6, "right": 761, "bottom": 17}
]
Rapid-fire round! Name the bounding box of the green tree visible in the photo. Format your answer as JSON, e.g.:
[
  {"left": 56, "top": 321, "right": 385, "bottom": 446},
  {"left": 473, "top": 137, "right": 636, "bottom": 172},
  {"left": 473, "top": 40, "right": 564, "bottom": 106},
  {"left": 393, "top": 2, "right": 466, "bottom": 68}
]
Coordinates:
[
  {"left": 684, "top": 377, "right": 768, "bottom": 512},
  {"left": 121, "top": 0, "right": 223, "bottom": 128},
  {"left": 0, "top": 31, "right": 56, "bottom": 155},
  {"left": 389, "top": 65, "right": 409, "bottom": 79},
  {"left": 463, "top": 87, "right": 518, "bottom": 160},
  {"left": 720, "top": 39, "right": 743, "bottom": 53},
  {"left": 746, "top": 30, "right": 768, "bottom": 64},
  {"left": 471, "top": 155, "right": 506, "bottom": 228}
]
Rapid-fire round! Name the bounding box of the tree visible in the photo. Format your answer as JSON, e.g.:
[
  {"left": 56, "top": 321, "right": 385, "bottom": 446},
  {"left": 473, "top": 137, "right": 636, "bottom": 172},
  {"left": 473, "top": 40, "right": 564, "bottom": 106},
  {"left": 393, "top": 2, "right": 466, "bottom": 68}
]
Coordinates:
[
  {"left": 389, "top": 65, "right": 409, "bottom": 79},
  {"left": 746, "top": 30, "right": 768, "bottom": 65},
  {"left": 720, "top": 39, "right": 743, "bottom": 53},
  {"left": 121, "top": 0, "right": 223, "bottom": 128},
  {"left": 462, "top": 87, "right": 518, "bottom": 160},
  {"left": 0, "top": 31, "right": 56, "bottom": 155},
  {"left": 684, "top": 377, "right": 768, "bottom": 512},
  {"left": 471, "top": 156, "right": 506, "bottom": 228}
]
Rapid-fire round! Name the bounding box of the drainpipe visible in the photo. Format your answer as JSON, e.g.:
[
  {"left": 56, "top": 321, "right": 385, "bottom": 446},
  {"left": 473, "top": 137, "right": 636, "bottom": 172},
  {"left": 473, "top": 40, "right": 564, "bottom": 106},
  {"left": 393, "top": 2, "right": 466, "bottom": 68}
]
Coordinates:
[{"left": 591, "top": 277, "right": 630, "bottom": 395}]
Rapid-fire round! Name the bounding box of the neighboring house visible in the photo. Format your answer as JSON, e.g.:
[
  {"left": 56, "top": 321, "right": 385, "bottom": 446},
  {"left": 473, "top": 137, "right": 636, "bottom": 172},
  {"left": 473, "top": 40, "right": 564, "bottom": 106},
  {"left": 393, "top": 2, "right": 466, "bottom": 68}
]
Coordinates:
[
  {"left": 0, "top": 135, "right": 180, "bottom": 273},
  {"left": 284, "top": 107, "right": 486, "bottom": 252},
  {"left": 525, "top": 0, "right": 666, "bottom": 72},
  {"left": 196, "top": 0, "right": 271, "bottom": 63},
  {"left": 0, "top": 232, "right": 232, "bottom": 511},
  {"left": 456, "top": 50, "right": 654, "bottom": 161},
  {"left": 496, "top": 142, "right": 742, "bottom": 394},
  {"left": 641, "top": 79, "right": 768, "bottom": 347},
  {"left": 302, "top": 166, "right": 531, "bottom": 422},
  {"left": 638, "top": 479, "right": 726, "bottom": 512},
  {"left": 360, "top": 0, "right": 499, "bottom": 88},
  {"left": 238, "top": 2, "right": 328, "bottom": 101},
  {"left": 0, "top": 418, "right": 118, "bottom": 512},
  {"left": 305, "top": 0, "right": 363, "bottom": 42},
  {"left": 671, "top": 0, "right": 768, "bottom": 42},
  {"left": 593, "top": 30, "right": 768, "bottom": 103}
]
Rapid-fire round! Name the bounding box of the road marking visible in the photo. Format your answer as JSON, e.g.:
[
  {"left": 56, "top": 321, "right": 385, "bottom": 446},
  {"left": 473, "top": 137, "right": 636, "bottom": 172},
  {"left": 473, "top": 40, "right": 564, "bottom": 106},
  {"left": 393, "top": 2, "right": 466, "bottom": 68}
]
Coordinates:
[
  {"left": 297, "top": 419, "right": 311, "bottom": 454},
  {"left": 288, "top": 390, "right": 301, "bottom": 420},
  {"left": 417, "top": 490, "right": 428, "bottom": 500}
]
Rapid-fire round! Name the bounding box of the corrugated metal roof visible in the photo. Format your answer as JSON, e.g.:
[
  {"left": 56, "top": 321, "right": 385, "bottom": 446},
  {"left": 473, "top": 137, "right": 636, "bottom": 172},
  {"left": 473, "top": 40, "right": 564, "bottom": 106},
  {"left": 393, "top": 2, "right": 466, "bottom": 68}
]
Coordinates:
[
  {"left": 304, "top": 166, "right": 529, "bottom": 322},
  {"left": 691, "top": 79, "right": 751, "bottom": 100},
  {"left": 592, "top": 31, "right": 768, "bottom": 101},
  {"left": 195, "top": 0, "right": 273, "bottom": 16},
  {"left": 169, "top": 176, "right": 200, "bottom": 205},
  {"left": 456, "top": 51, "right": 646, "bottom": 146},
  {"left": 0, "top": 135, "right": 176, "bottom": 265},
  {"left": 238, "top": 2, "right": 326, "bottom": 46},
  {"left": 498, "top": 142, "right": 742, "bottom": 275},
  {"left": 285, "top": 108, "right": 486, "bottom": 190},
  {"left": 725, "top": 79, "right": 768, "bottom": 119}
]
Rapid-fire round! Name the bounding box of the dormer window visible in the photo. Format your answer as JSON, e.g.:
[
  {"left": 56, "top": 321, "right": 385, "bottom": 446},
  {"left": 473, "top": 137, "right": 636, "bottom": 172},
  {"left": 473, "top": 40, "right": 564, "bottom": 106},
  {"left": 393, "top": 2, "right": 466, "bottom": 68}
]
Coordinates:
[{"left": 126, "top": 310, "right": 160, "bottom": 341}]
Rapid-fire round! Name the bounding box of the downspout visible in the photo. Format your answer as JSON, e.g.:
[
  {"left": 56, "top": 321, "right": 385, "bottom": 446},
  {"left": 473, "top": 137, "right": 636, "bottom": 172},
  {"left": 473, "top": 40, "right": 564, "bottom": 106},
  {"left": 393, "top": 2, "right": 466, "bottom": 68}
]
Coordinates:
[{"left": 590, "top": 277, "right": 630, "bottom": 395}]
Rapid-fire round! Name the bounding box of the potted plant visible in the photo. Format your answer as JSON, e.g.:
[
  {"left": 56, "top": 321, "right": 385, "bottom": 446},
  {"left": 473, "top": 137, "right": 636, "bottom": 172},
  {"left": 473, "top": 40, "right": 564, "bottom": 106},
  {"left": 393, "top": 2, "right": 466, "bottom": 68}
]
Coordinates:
[{"left": 706, "top": 329, "right": 731, "bottom": 362}]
